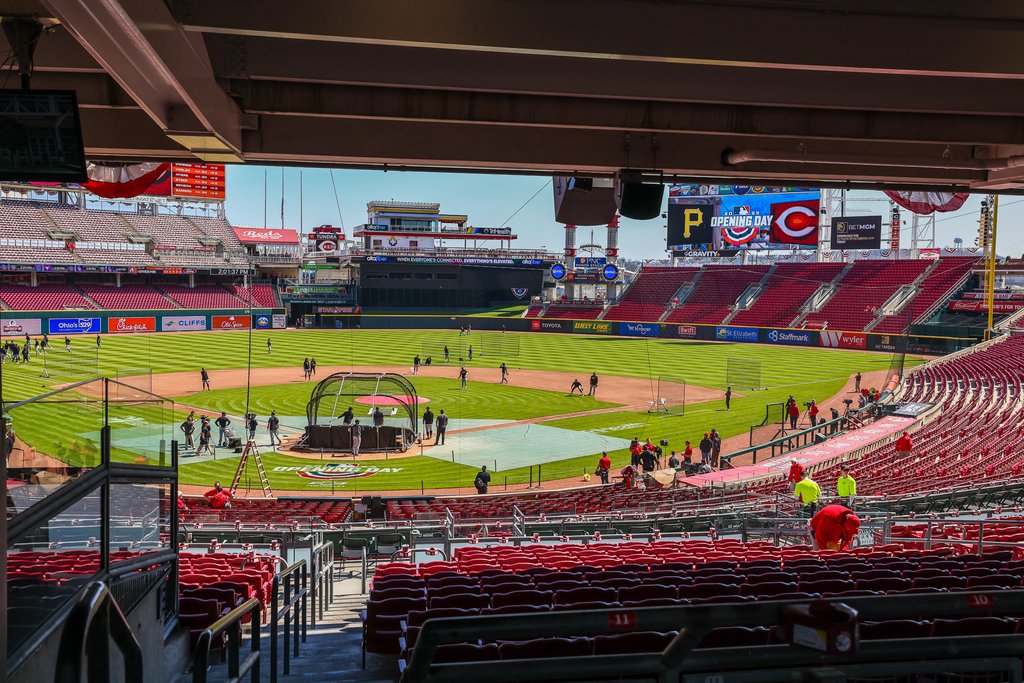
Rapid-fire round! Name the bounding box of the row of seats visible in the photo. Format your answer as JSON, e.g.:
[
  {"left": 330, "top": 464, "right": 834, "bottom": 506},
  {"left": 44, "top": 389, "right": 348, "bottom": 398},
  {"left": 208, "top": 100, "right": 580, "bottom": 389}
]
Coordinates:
[
  {"left": 0, "top": 282, "right": 274, "bottom": 311},
  {"left": 181, "top": 497, "right": 353, "bottom": 525}
]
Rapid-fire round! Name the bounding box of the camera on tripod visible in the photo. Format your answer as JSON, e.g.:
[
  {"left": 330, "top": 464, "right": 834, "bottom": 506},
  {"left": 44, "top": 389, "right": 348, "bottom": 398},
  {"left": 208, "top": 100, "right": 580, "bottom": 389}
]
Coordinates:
[
  {"left": 842, "top": 399, "right": 854, "bottom": 407},
  {"left": 803, "top": 401, "right": 813, "bottom": 408},
  {"left": 659, "top": 439, "right": 669, "bottom": 447}
]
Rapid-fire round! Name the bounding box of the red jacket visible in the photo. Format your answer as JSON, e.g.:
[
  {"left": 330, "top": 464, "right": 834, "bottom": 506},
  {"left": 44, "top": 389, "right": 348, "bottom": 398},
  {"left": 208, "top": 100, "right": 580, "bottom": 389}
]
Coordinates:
[
  {"left": 810, "top": 504, "right": 861, "bottom": 551},
  {"left": 788, "top": 403, "right": 800, "bottom": 417},
  {"left": 787, "top": 462, "right": 804, "bottom": 483},
  {"left": 809, "top": 405, "right": 819, "bottom": 417},
  {"left": 204, "top": 487, "right": 233, "bottom": 509},
  {"left": 895, "top": 435, "right": 913, "bottom": 451},
  {"left": 598, "top": 456, "right": 611, "bottom": 471}
]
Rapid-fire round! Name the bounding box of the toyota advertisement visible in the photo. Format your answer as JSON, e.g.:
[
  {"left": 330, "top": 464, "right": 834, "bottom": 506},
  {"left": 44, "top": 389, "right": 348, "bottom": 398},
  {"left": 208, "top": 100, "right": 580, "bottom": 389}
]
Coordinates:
[{"left": 668, "top": 185, "right": 820, "bottom": 250}]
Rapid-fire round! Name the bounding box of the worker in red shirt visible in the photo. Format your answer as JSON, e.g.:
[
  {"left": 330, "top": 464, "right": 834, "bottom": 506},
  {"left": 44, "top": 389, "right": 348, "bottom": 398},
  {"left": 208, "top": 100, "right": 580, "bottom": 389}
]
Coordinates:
[
  {"left": 204, "top": 482, "right": 233, "bottom": 509},
  {"left": 596, "top": 452, "right": 612, "bottom": 484},
  {"left": 810, "top": 504, "right": 861, "bottom": 551},
  {"left": 808, "top": 400, "right": 820, "bottom": 427},
  {"left": 787, "top": 401, "right": 800, "bottom": 429},
  {"left": 895, "top": 431, "right": 913, "bottom": 457},
  {"left": 787, "top": 459, "right": 804, "bottom": 492}
]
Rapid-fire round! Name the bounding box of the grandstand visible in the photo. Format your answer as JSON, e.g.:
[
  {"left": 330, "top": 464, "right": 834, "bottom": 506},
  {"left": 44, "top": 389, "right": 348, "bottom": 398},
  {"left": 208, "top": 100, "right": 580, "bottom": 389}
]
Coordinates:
[
  {"left": 729, "top": 262, "right": 845, "bottom": 328},
  {"left": 664, "top": 265, "right": 770, "bottom": 325},
  {"left": 603, "top": 266, "right": 698, "bottom": 322}
]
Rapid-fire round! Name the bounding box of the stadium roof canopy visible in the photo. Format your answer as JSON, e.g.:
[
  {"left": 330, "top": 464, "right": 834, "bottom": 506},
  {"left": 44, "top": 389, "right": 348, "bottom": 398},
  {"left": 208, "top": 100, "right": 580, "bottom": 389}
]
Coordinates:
[{"left": 9, "top": 0, "right": 1024, "bottom": 191}]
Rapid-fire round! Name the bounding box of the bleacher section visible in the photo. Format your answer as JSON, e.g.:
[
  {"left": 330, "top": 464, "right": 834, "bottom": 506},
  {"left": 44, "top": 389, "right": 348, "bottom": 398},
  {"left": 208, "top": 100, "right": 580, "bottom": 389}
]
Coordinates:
[
  {"left": 873, "top": 257, "right": 979, "bottom": 333},
  {"left": 801, "top": 259, "right": 930, "bottom": 331},
  {"left": 604, "top": 267, "right": 698, "bottom": 322},
  {"left": 78, "top": 283, "right": 176, "bottom": 310},
  {"left": 523, "top": 304, "right": 543, "bottom": 318},
  {"left": 540, "top": 304, "right": 603, "bottom": 320},
  {"left": 182, "top": 497, "right": 352, "bottom": 525},
  {"left": 160, "top": 284, "right": 248, "bottom": 309},
  {"left": 0, "top": 283, "right": 96, "bottom": 310},
  {"left": 227, "top": 283, "right": 279, "bottom": 308},
  {"left": 665, "top": 265, "right": 769, "bottom": 325},
  {"left": 730, "top": 262, "right": 844, "bottom": 328}
]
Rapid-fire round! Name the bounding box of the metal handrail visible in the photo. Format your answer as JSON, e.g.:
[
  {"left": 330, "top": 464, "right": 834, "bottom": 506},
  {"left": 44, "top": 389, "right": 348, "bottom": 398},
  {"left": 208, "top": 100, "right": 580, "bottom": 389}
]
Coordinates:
[
  {"left": 270, "top": 560, "right": 308, "bottom": 683},
  {"left": 192, "top": 597, "right": 262, "bottom": 683},
  {"left": 309, "top": 540, "right": 335, "bottom": 628},
  {"left": 53, "top": 581, "right": 143, "bottom": 683}
]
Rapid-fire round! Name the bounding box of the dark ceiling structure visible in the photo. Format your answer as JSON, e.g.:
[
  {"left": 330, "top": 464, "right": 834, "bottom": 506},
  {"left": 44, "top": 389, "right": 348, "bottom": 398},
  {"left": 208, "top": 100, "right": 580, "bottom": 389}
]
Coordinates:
[{"left": 5, "top": 0, "right": 1024, "bottom": 191}]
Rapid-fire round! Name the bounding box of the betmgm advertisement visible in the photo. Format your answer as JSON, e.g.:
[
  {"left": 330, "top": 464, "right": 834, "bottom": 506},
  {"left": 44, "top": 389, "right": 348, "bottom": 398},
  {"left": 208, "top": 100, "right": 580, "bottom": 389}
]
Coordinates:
[{"left": 667, "top": 186, "right": 821, "bottom": 252}]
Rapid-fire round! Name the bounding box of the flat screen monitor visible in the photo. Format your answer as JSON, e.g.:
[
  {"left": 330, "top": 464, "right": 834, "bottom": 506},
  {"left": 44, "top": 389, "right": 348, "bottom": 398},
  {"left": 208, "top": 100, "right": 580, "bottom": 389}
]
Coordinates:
[{"left": 0, "top": 89, "right": 86, "bottom": 182}]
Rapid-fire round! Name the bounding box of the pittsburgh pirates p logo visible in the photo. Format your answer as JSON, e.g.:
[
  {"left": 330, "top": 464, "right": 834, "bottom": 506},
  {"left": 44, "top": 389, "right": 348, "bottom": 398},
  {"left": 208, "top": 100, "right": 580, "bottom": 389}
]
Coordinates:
[{"left": 683, "top": 208, "right": 703, "bottom": 238}]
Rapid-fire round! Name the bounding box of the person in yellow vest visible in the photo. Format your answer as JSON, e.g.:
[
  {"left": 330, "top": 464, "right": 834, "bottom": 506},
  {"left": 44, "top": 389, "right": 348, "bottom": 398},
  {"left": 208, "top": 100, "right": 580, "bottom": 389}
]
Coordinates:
[
  {"left": 793, "top": 470, "right": 820, "bottom": 517},
  {"left": 836, "top": 466, "right": 857, "bottom": 507}
]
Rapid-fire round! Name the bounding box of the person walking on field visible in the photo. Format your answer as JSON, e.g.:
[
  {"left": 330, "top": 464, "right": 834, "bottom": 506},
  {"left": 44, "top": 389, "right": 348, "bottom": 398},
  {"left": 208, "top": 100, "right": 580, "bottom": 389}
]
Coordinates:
[
  {"left": 96, "top": 335, "right": 101, "bottom": 349},
  {"left": 267, "top": 338, "right": 272, "bottom": 354},
  {"left": 413, "top": 355, "right": 420, "bottom": 375},
  {"left": 246, "top": 413, "right": 258, "bottom": 442},
  {"left": 350, "top": 420, "right": 362, "bottom": 456},
  {"left": 65, "top": 336, "right": 71, "bottom": 352},
  {"left": 180, "top": 417, "right": 196, "bottom": 451},
  {"left": 215, "top": 412, "right": 231, "bottom": 447},
  {"left": 787, "top": 400, "right": 800, "bottom": 430},
  {"left": 303, "top": 357, "right": 311, "bottom": 380},
  {"left": 468, "top": 345, "right": 473, "bottom": 361},
  {"left": 444, "top": 345, "right": 450, "bottom": 363},
  {"left": 474, "top": 465, "right": 491, "bottom": 494},
  {"left": 310, "top": 358, "right": 317, "bottom": 376},
  {"left": 569, "top": 378, "right": 584, "bottom": 395},
  {"left": 589, "top": 372, "right": 599, "bottom": 397},
  {"left": 459, "top": 366, "right": 468, "bottom": 389},
  {"left": 200, "top": 368, "right": 211, "bottom": 391},
  {"left": 435, "top": 409, "right": 448, "bottom": 445},
  {"left": 197, "top": 418, "right": 214, "bottom": 455},
  {"left": 422, "top": 407, "right": 434, "bottom": 439},
  {"left": 725, "top": 386, "right": 731, "bottom": 410},
  {"left": 855, "top": 372, "right": 862, "bottom": 393},
  {"left": 500, "top": 362, "right": 509, "bottom": 384},
  {"left": 267, "top": 410, "right": 281, "bottom": 448}
]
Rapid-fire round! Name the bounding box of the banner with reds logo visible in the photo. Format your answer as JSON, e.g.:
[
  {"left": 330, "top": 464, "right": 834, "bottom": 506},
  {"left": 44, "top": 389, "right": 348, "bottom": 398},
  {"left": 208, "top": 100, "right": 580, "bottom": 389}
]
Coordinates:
[
  {"left": 107, "top": 316, "right": 156, "bottom": 334},
  {"left": 212, "top": 315, "right": 250, "bottom": 329},
  {"left": 232, "top": 227, "right": 299, "bottom": 244}
]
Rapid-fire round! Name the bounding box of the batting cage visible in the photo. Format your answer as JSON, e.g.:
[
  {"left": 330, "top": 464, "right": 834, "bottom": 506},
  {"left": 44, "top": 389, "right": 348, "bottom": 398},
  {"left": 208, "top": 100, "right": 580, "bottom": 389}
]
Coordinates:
[
  {"left": 40, "top": 348, "right": 99, "bottom": 379},
  {"left": 303, "top": 372, "right": 418, "bottom": 453},
  {"left": 727, "top": 357, "right": 764, "bottom": 391},
  {"left": 648, "top": 376, "right": 687, "bottom": 415}
]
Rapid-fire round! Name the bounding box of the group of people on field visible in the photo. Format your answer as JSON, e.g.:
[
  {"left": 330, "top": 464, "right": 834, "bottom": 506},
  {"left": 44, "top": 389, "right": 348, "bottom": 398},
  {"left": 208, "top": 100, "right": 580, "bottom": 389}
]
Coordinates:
[{"left": 179, "top": 409, "right": 282, "bottom": 455}]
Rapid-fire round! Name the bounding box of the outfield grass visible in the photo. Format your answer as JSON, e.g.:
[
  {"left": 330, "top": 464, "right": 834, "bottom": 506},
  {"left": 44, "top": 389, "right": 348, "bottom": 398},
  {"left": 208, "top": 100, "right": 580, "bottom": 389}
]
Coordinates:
[{"left": 0, "top": 328, "right": 921, "bottom": 492}]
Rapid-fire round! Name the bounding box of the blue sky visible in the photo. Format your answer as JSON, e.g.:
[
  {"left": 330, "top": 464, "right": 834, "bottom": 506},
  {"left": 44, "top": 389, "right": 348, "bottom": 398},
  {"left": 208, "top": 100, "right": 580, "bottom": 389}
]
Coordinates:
[{"left": 223, "top": 165, "right": 1024, "bottom": 260}]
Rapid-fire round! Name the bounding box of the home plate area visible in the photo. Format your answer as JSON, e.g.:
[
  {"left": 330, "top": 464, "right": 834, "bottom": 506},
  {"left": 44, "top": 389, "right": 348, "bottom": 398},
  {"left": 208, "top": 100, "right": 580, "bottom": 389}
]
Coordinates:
[{"left": 421, "top": 423, "right": 631, "bottom": 471}]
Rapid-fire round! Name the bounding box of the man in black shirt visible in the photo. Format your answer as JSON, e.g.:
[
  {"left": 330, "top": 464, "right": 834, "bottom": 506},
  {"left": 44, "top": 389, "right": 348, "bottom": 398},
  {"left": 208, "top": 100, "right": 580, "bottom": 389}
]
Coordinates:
[
  {"left": 589, "top": 372, "right": 599, "bottom": 397},
  {"left": 423, "top": 407, "right": 434, "bottom": 439},
  {"left": 200, "top": 368, "right": 211, "bottom": 390},
  {"left": 180, "top": 418, "right": 195, "bottom": 450},
  {"left": 474, "top": 465, "right": 491, "bottom": 494},
  {"left": 640, "top": 448, "right": 658, "bottom": 473},
  {"left": 500, "top": 362, "right": 509, "bottom": 384},
  {"left": 268, "top": 411, "right": 281, "bottom": 447},
  {"left": 699, "top": 433, "right": 713, "bottom": 466},
  {"left": 459, "top": 366, "right": 468, "bottom": 389},
  {"left": 444, "top": 345, "right": 450, "bottom": 362},
  {"left": 198, "top": 417, "right": 214, "bottom": 455},
  {"left": 340, "top": 406, "right": 355, "bottom": 425},
  {"left": 246, "top": 413, "right": 258, "bottom": 441},
  {"left": 351, "top": 420, "right": 362, "bottom": 456},
  {"left": 215, "top": 412, "right": 231, "bottom": 447},
  {"left": 372, "top": 407, "right": 385, "bottom": 428},
  {"left": 725, "top": 386, "right": 732, "bottom": 410},
  {"left": 569, "top": 378, "right": 584, "bottom": 395},
  {"left": 435, "top": 409, "right": 448, "bottom": 445}
]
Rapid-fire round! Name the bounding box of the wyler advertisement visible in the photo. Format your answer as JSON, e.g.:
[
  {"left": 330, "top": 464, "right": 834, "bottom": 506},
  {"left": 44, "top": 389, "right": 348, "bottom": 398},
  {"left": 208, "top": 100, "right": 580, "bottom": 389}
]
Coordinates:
[
  {"left": 715, "top": 326, "right": 759, "bottom": 343},
  {"left": 161, "top": 315, "right": 208, "bottom": 332},
  {"left": 761, "top": 328, "right": 815, "bottom": 346},
  {"left": 819, "top": 330, "right": 868, "bottom": 350},
  {"left": 830, "top": 216, "right": 882, "bottom": 250},
  {"left": 49, "top": 317, "right": 101, "bottom": 334},
  {"left": 618, "top": 322, "right": 659, "bottom": 337},
  {"left": 572, "top": 321, "right": 613, "bottom": 334}
]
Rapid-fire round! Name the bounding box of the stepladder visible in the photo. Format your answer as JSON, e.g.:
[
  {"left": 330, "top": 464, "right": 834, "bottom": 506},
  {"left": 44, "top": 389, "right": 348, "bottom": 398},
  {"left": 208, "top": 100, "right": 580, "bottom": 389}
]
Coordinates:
[{"left": 230, "top": 439, "right": 274, "bottom": 497}]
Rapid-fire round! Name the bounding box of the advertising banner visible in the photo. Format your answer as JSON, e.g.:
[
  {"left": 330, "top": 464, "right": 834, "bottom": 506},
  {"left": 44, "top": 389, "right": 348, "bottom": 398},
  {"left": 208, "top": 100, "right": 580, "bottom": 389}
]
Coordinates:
[
  {"left": 170, "top": 163, "right": 226, "bottom": 199},
  {"left": 530, "top": 320, "right": 568, "bottom": 332},
  {"left": 574, "top": 257, "right": 608, "bottom": 269},
  {"left": 49, "top": 317, "right": 101, "bottom": 334},
  {"left": 619, "top": 322, "right": 659, "bottom": 337},
  {"left": 211, "top": 315, "right": 250, "bottom": 330},
  {"left": 0, "top": 318, "right": 42, "bottom": 336},
  {"left": 948, "top": 300, "right": 1024, "bottom": 313},
  {"left": 867, "top": 334, "right": 907, "bottom": 353},
  {"left": 572, "top": 320, "right": 613, "bottom": 335},
  {"left": 317, "top": 306, "right": 359, "bottom": 314},
  {"left": 668, "top": 185, "right": 820, "bottom": 250},
  {"left": 272, "top": 314, "right": 287, "bottom": 329},
  {"left": 961, "top": 292, "right": 1024, "bottom": 301},
  {"left": 232, "top": 227, "right": 300, "bottom": 244},
  {"left": 819, "top": 330, "right": 868, "bottom": 350},
  {"left": 761, "top": 328, "right": 816, "bottom": 346},
  {"left": 714, "top": 326, "right": 759, "bottom": 343},
  {"left": 107, "top": 316, "right": 156, "bottom": 334},
  {"left": 830, "top": 216, "right": 882, "bottom": 250},
  {"left": 254, "top": 314, "right": 272, "bottom": 329},
  {"left": 676, "top": 325, "right": 699, "bottom": 338},
  {"left": 160, "top": 315, "right": 207, "bottom": 332}
]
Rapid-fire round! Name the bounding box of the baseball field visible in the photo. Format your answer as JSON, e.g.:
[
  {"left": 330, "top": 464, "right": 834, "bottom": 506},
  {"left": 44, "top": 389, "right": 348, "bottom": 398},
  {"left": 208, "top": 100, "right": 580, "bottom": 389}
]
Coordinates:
[{"left": 0, "top": 328, "right": 917, "bottom": 495}]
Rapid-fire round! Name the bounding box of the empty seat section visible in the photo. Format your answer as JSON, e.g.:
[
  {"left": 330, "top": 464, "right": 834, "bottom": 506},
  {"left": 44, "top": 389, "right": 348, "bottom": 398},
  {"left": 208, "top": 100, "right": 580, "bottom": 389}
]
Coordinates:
[
  {"left": 605, "top": 267, "right": 699, "bottom": 322},
  {"left": 665, "top": 265, "right": 769, "bottom": 325}
]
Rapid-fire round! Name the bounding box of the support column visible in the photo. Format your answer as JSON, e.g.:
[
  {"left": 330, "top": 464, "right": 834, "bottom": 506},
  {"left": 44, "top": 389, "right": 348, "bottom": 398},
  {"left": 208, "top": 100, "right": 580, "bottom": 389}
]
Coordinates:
[
  {"left": 115, "top": 273, "right": 121, "bottom": 288},
  {"left": 563, "top": 223, "right": 576, "bottom": 301},
  {"left": 605, "top": 214, "right": 619, "bottom": 301}
]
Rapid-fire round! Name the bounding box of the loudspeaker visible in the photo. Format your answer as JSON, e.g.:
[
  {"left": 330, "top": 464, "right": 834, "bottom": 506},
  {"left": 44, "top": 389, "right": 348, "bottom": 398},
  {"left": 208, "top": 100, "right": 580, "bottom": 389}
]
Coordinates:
[
  {"left": 553, "top": 175, "right": 617, "bottom": 225},
  {"left": 616, "top": 172, "right": 664, "bottom": 220}
]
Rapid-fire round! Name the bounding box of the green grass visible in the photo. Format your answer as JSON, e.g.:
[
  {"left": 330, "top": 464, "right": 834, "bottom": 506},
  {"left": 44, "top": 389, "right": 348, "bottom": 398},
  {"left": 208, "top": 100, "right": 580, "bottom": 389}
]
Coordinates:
[
  {"left": 0, "top": 328, "right": 923, "bottom": 492},
  {"left": 183, "top": 376, "right": 619, "bottom": 422}
]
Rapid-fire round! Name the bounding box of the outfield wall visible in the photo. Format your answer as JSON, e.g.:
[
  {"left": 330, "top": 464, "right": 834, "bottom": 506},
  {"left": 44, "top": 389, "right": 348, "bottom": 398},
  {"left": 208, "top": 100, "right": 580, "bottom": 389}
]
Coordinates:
[
  {"left": 325, "top": 313, "right": 975, "bottom": 356},
  {"left": 0, "top": 308, "right": 286, "bottom": 336}
]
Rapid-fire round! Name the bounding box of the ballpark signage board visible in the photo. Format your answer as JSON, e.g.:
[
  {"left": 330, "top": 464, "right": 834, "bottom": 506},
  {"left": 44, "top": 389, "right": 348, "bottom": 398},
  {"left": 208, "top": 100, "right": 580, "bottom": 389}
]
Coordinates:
[
  {"left": 830, "top": 216, "right": 882, "bottom": 250},
  {"left": 161, "top": 315, "right": 207, "bottom": 332},
  {"left": 676, "top": 325, "right": 699, "bottom": 338},
  {"left": 760, "top": 328, "right": 816, "bottom": 346},
  {"left": 948, "top": 300, "right": 1024, "bottom": 313},
  {"left": 572, "top": 320, "right": 613, "bottom": 334},
  {"left": 272, "top": 314, "right": 287, "bottom": 329},
  {"left": 667, "top": 203, "right": 715, "bottom": 248},
  {"left": 819, "top": 330, "right": 868, "bottom": 350},
  {"left": 530, "top": 320, "right": 568, "bottom": 332},
  {"left": 212, "top": 315, "right": 250, "bottom": 330},
  {"left": 619, "top": 322, "right": 659, "bottom": 337},
  {"left": 49, "top": 317, "right": 101, "bottom": 334},
  {"left": 714, "top": 326, "right": 759, "bottom": 343},
  {"left": 232, "top": 227, "right": 300, "bottom": 244},
  {"left": 254, "top": 314, "right": 272, "bottom": 329},
  {"left": 107, "top": 316, "right": 157, "bottom": 334},
  {"left": 0, "top": 318, "right": 41, "bottom": 336},
  {"left": 574, "top": 257, "right": 607, "bottom": 269}
]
